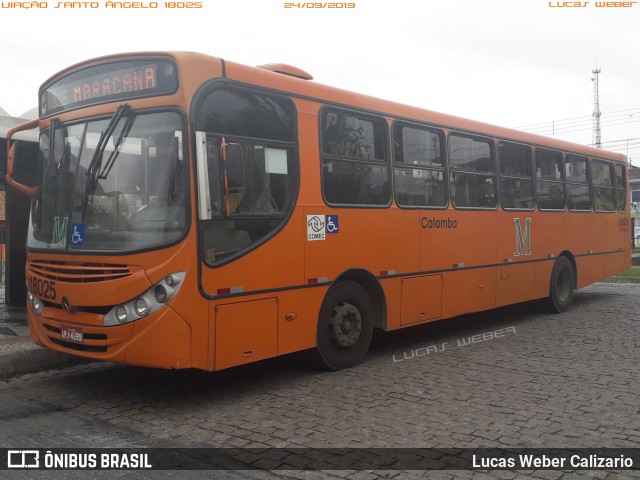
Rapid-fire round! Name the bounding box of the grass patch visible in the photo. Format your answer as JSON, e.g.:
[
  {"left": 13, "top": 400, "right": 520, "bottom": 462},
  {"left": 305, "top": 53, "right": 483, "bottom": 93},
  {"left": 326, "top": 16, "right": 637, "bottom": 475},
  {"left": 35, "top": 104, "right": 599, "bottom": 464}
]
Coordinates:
[{"left": 616, "top": 268, "right": 640, "bottom": 278}]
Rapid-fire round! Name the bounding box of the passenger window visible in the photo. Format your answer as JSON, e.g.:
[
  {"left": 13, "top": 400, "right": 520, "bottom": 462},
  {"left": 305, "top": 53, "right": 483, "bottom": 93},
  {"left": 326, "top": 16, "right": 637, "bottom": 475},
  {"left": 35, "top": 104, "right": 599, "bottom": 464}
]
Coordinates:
[
  {"left": 591, "top": 159, "right": 615, "bottom": 212},
  {"left": 321, "top": 110, "right": 389, "bottom": 206},
  {"left": 566, "top": 154, "right": 591, "bottom": 211},
  {"left": 499, "top": 142, "right": 534, "bottom": 210},
  {"left": 395, "top": 124, "right": 445, "bottom": 168},
  {"left": 614, "top": 163, "right": 627, "bottom": 212},
  {"left": 536, "top": 149, "right": 565, "bottom": 211},
  {"left": 449, "top": 134, "right": 496, "bottom": 208},
  {"left": 393, "top": 124, "right": 447, "bottom": 207}
]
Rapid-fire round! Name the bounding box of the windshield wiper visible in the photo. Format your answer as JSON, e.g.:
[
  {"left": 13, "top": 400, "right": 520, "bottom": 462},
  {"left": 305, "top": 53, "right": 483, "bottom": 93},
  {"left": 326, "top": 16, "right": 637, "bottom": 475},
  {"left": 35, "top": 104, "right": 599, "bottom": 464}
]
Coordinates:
[
  {"left": 98, "top": 112, "right": 135, "bottom": 180},
  {"left": 82, "top": 104, "right": 130, "bottom": 218},
  {"left": 48, "top": 119, "right": 59, "bottom": 178}
]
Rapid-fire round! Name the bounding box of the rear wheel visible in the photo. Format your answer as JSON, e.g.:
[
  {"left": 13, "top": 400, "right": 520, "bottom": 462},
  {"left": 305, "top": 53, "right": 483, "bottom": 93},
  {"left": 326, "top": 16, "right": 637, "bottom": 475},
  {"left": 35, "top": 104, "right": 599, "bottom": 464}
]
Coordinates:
[
  {"left": 547, "top": 256, "right": 575, "bottom": 313},
  {"left": 316, "top": 281, "right": 374, "bottom": 370}
]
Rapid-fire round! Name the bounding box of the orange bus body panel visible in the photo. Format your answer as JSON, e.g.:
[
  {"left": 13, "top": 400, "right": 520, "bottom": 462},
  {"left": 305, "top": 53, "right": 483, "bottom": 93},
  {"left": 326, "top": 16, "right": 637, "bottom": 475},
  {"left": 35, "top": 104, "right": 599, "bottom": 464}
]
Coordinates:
[
  {"left": 19, "top": 51, "right": 631, "bottom": 372},
  {"left": 214, "top": 298, "right": 278, "bottom": 370}
]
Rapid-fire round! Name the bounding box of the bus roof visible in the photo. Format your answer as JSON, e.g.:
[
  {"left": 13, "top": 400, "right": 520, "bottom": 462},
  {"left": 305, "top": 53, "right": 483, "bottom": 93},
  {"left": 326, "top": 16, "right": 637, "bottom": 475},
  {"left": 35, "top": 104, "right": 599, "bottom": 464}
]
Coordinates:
[
  {"left": 223, "top": 57, "right": 627, "bottom": 163},
  {"left": 41, "top": 51, "right": 627, "bottom": 163}
]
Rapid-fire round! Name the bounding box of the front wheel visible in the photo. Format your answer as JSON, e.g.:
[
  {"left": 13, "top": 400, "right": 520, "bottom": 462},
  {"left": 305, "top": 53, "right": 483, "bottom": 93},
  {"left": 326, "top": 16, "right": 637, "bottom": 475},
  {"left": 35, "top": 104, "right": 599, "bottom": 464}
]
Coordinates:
[
  {"left": 316, "top": 281, "right": 374, "bottom": 370},
  {"left": 547, "top": 256, "right": 576, "bottom": 313}
]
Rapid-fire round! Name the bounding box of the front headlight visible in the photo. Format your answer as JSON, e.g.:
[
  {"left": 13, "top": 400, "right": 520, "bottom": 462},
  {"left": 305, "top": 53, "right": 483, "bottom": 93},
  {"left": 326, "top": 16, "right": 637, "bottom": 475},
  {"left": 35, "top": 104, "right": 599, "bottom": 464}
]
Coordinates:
[
  {"left": 27, "top": 290, "right": 44, "bottom": 316},
  {"left": 103, "top": 272, "right": 185, "bottom": 326},
  {"left": 134, "top": 298, "right": 148, "bottom": 317},
  {"left": 154, "top": 286, "right": 168, "bottom": 304},
  {"left": 115, "top": 306, "right": 128, "bottom": 324}
]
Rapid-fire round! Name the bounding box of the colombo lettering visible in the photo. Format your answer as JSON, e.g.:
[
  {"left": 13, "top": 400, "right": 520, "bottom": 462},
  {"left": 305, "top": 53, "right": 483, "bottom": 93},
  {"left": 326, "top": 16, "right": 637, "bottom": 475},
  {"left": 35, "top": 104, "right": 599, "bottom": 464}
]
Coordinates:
[{"left": 421, "top": 217, "right": 457, "bottom": 230}]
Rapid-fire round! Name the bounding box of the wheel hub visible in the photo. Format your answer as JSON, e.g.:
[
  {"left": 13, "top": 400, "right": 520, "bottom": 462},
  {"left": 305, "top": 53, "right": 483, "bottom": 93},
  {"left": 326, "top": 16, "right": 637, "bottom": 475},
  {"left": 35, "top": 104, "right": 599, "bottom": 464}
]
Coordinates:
[{"left": 329, "top": 301, "right": 362, "bottom": 348}]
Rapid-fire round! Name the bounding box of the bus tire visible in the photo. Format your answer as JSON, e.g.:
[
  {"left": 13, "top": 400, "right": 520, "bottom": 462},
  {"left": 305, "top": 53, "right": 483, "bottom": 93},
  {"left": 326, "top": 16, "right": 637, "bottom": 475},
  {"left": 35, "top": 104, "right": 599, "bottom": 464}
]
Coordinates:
[
  {"left": 316, "top": 281, "right": 374, "bottom": 370},
  {"left": 547, "top": 256, "right": 575, "bottom": 313}
]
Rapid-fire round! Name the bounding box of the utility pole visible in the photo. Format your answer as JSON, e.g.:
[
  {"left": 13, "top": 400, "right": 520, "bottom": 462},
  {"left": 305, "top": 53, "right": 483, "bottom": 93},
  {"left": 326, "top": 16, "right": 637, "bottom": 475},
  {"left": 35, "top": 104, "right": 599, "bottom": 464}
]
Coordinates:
[{"left": 591, "top": 66, "right": 602, "bottom": 148}]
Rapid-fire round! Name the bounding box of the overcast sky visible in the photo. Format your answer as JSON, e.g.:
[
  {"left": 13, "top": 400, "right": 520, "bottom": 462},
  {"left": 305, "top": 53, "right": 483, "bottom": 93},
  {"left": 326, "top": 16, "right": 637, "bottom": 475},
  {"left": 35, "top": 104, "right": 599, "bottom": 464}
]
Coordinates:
[{"left": 1, "top": 0, "right": 638, "bottom": 164}]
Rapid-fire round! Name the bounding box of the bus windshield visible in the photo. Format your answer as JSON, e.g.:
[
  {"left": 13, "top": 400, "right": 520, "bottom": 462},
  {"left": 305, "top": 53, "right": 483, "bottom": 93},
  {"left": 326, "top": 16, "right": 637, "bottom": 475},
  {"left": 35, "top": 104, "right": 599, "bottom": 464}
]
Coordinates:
[{"left": 27, "top": 110, "right": 186, "bottom": 252}]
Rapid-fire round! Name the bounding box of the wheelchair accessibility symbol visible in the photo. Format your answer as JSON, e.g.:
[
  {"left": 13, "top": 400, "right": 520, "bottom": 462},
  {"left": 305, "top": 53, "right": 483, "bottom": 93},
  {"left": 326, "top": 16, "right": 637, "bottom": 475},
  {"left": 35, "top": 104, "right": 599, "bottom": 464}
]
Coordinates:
[
  {"left": 326, "top": 215, "right": 339, "bottom": 234},
  {"left": 71, "top": 224, "right": 85, "bottom": 246}
]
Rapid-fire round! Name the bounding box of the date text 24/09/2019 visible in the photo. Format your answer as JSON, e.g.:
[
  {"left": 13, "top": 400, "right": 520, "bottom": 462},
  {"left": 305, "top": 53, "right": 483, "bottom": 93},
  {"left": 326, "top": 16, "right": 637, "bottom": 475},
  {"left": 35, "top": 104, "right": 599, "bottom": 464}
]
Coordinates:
[{"left": 285, "top": 2, "right": 356, "bottom": 8}]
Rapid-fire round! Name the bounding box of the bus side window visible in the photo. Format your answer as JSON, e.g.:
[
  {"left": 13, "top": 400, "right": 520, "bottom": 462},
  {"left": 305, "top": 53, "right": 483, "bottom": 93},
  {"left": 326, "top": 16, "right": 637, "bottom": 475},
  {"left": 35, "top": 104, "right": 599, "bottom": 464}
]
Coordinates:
[
  {"left": 590, "top": 159, "right": 615, "bottom": 212},
  {"left": 321, "top": 110, "right": 390, "bottom": 206},
  {"left": 536, "top": 148, "right": 565, "bottom": 211},
  {"left": 614, "top": 163, "right": 626, "bottom": 212},
  {"left": 449, "top": 134, "right": 496, "bottom": 209},
  {"left": 566, "top": 155, "right": 591, "bottom": 211},
  {"left": 499, "top": 142, "right": 534, "bottom": 210},
  {"left": 393, "top": 123, "right": 447, "bottom": 208}
]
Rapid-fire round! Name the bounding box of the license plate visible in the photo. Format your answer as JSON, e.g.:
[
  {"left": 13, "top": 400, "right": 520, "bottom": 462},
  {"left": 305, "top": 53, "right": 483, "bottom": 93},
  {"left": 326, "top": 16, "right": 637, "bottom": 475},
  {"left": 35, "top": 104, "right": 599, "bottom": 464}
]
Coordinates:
[{"left": 60, "top": 326, "right": 83, "bottom": 343}]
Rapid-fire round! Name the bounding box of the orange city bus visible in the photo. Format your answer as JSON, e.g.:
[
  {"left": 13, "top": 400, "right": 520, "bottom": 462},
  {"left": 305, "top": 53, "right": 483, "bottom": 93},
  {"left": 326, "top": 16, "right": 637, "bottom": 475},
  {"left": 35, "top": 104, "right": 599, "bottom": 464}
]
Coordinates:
[{"left": 6, "top": 52, "right": 631, "bottom": 371}]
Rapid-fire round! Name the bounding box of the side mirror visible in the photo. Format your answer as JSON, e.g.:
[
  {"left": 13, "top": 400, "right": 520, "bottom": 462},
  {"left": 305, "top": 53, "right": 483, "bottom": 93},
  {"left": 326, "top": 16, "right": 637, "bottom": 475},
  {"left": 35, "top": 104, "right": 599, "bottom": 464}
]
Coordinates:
[
  {"left": 6, "top": 119, "right": 40, "bottom": 197},
  {"left": 11, "top": 141, "right": 41, "bottom": 187}
]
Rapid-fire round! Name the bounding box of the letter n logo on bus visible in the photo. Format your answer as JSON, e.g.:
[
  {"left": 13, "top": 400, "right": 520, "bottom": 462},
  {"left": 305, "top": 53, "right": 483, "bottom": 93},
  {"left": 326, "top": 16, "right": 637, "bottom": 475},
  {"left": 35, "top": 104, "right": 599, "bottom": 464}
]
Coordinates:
[
  {"left": 514, "top": 218, "right": 532, "bottom": 256},
  {"left": 52, "top": 216, "right": 69, "bottom": 247}
]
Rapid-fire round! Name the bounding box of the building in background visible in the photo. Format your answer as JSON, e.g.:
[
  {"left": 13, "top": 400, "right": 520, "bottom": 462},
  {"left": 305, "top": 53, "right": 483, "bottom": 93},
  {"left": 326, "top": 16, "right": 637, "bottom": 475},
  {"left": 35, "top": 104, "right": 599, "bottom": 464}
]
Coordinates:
[{"left": 0, "top": 106, "right": 38, "bottom": 303}]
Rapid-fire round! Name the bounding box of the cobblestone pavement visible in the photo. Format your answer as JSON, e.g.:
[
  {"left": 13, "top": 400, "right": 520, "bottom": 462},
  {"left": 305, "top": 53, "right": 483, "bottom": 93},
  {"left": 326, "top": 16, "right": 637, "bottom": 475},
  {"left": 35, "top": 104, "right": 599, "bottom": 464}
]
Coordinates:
[
  {"left": 1, "top": 283, "right": 640, "bottom": 479},
  {"left": 0, "top": 291, "right": 29, "bottom": 340}
]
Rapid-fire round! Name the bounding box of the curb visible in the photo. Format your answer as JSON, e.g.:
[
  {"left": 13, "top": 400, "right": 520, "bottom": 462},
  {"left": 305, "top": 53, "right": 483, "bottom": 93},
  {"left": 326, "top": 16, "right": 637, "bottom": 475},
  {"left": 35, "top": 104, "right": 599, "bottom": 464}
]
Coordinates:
[
  {"left": 0, "top": 337, "right": 85, "bottom": 380},
  {"left": 602, "top": 276, "right": 640, "bottom": 284}
]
